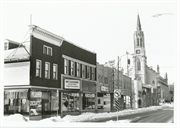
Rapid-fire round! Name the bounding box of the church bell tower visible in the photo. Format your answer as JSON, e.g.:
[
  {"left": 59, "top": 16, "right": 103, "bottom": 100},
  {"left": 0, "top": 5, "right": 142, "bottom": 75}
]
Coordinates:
[{"left": 132, "top": 14, "right": 147, "bottom": 84}]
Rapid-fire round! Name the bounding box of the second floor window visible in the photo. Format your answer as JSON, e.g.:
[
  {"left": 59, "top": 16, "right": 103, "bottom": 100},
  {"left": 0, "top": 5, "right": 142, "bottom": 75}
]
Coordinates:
[
  {"left": 76, "top": 63, "right": 80, "bottom": 77},
  {"left": 4, "top": 42, "right": 8, "bottom": 50},
  {"left": 53, "top": 64, "right": 58, "bottom": 80},
  {"left": 43, "top": 45, "right": 52, "bottom": 56},
  {"left": 64, "top": 59, "right": 68, "bottom": 75},
  {"left": 36, "top": 59, "right": 41, "bottom": 77},
  {"left": 91, "top": 68, "right": 95, "bottom": 80},
  {"left": 82, "top": 64, "right": 85, "bottom": 78},
  {"left": 45, "top": 62, "right": 50, "bottom": 79},
  {"left": 87, "top": 66, "right": 90, "bottom": 79},
  {"left": 71, "top": 61, "right": 75, "bottom": 76}
]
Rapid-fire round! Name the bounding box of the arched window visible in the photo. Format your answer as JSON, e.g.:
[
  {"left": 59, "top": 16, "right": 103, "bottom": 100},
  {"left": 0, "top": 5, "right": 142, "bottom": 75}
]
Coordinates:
[
  {"left": 140, "top": 39, "right": 143, "bottom": 47},
  {"left": 140, "top": 42, "right": 142, "bottom": 47},
  {"left": 137, "top": 38, "right": 139, "bottom": 47},
  {"left": 137, "top": 59, "right": 141, "bottom": 71},
  {"left": 152, "top": 80, "right": 155, "bottom": 84}
]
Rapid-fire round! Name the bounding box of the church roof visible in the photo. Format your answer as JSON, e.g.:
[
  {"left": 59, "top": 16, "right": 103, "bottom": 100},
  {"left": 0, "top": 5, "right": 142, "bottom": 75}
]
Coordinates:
[{"left": 137, "top": 14, "right": 142, "bottom": 31}]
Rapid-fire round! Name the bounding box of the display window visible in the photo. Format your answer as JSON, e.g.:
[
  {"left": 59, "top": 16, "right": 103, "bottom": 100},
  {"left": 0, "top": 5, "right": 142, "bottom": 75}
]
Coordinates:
[
  {"left": 30, "top": 91, "right": 42, "bottom": 116},
  {"left": 62, "top": 93, "right": 80, "bottom": 112},
  {"left": 125, "top": 96, "right": 131, "bottom": 109},
  {"left": 51, "top": 91, "right": 59, "bottom": 111},
  {"left": 4, "top": 90, "right": 29, "bottom": 114},
  {"left": 82, "top": 93, "right": 95, "bottom": 110}
]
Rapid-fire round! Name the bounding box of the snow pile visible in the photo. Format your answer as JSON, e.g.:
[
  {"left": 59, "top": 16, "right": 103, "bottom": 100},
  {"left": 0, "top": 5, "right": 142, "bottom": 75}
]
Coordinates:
[
  {"left": 39, "top": 116, "right": 70, "bottom": 122},
  {"left": 106, "top": 119, "right": 131, "bottom": 123},
  {"left": 3, "top": 114, "right": 28, "bottom": 122},
  {"left": 2, "top": 103, "right": 172, "bottom": 124},
  {"left": 63, "top": 105, "right": 167, "bottom": 122}
]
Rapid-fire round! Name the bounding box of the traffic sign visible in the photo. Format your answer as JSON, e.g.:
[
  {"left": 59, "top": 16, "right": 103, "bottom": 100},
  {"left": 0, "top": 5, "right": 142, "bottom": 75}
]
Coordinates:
[{"left": 114, "top": 89, "right": 121, "bottom": 99}]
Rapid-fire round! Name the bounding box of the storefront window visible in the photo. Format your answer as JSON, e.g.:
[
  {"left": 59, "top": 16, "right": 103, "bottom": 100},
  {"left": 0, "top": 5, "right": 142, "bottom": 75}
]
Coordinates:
[
  {"left": 82, "top": 93, "right": 95, "bottom": 110},
  {"left": 62, "top": 93, "right": 80, "bottom": 112},
  {"left": 30, "top": 91, "right": 42, "bottom": 117},
  {"left": 4, "top": 90, "right": 29, "bottom": 115}
]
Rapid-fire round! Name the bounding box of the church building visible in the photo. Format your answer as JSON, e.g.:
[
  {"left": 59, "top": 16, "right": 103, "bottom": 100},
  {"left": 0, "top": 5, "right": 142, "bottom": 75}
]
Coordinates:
[{"left": 130, "top": 14, "right": 169, "bottom": 108}]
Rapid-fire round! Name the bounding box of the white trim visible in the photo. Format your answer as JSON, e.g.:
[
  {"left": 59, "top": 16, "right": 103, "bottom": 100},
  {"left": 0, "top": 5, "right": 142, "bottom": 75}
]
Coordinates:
[
  {"left": 30, "top": 26, "right": 63, "bottom": 47},
  {"left": 62, "top": 54, "right": 96, "bottom": 68},
  {"left": 4, "top": 89, "right": 28, "bottom": 92},
  {"left": 4, "top": 86, "right": 62, "bottom": 91}
]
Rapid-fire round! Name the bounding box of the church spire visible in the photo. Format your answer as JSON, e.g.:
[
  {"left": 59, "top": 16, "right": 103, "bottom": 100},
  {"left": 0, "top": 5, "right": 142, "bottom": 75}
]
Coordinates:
[{"left": 137, "top": 14, "right": 142, "bottom": 31}]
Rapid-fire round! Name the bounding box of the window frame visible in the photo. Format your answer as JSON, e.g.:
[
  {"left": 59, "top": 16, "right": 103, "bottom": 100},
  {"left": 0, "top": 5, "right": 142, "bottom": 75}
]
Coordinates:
[
  {"left": 76, "top": 63, "right": 80, "bottom": 77},
  {"left": 71, "top": 61, "right": 75, "bottom": 76},
  {"left": 36, "top": 59, "right": 42, "bottom": 77},
  {"left": 82, "top": 64, "right": 85, "bottom": 78},
  {"left": 87, "top": 66, "right": 90, "bottom": 79},
  {"left": 43, "top": 45, "right": 52, "bottom": 56},
  {"left": 45, "top": 61, "right": 50, "bottom": 79},
  {"left": 91, "top": 67, "right": 95, "bottom": 80},
  {"left": 53, "top": 64, "right": 58, "bottom": 80},
  {"left": 64, "top": 59, "right": 69, "bottom": 75}
]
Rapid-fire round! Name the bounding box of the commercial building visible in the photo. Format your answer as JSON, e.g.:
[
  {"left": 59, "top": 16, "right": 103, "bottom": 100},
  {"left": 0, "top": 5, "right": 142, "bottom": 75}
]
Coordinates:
[
  {"left": 4, "top": 25, "right": 97, "bottom": 120},
  {"left": 96, "top": 62, "right": 132, "bottom": 112}
]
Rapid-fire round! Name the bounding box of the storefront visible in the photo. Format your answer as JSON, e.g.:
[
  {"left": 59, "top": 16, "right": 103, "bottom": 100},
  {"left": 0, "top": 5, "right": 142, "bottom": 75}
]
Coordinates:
[
  {"left": 97, "top": 85, "right": 110, "bottom": 111},
  {"left": 4, "top": 89, "right": 29, "bottom": 115},
  {"left": 81, "top": 80, "right": 96, "bottom": 112},
  {"left": 61, "top": 78, "right": 82, "bottom": 116},
  {"left": 4, "top": 87, "right": 59, "bottom": 120}
]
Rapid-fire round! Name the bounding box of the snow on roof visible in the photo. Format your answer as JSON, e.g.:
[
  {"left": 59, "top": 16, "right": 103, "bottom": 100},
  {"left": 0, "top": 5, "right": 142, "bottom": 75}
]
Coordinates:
[{"left": 4, "top": 43, "right": 30, "bottom": 62}]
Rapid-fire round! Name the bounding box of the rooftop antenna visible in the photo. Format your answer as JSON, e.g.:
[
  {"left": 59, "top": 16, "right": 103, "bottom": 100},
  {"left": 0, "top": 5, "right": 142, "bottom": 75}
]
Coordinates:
[{"left": 30, "top": 14, "right": 32, "bottom": 25}]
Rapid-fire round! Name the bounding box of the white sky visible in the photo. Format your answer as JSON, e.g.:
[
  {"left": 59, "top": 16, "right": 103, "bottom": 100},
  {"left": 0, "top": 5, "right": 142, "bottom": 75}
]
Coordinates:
[{"left": 1, "top": 0, "right": 179, "bottom": 85}]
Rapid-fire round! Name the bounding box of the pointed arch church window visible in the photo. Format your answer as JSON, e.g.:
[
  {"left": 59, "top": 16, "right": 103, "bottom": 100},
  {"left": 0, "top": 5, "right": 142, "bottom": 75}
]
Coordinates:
[
  {"left": 137, "top": 59, "right": 141, "bottom": 71},
  {"left": 137, "top": 38, "right": 139, "bottom": 47}
]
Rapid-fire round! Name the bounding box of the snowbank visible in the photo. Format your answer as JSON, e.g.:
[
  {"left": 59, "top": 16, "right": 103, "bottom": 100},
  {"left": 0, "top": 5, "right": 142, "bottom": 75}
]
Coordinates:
[
  {"left": 3, "top": 114, "right": 28, "bottom": 122},
  {"left": 2, "top": 103, "right": 173, "bottom": 124}
]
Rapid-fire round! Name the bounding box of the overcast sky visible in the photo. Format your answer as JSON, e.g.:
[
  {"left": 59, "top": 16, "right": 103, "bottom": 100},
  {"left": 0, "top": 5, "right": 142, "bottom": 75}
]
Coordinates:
[{"left": 1, "top": 0, "right": 179, "bottom": 85}]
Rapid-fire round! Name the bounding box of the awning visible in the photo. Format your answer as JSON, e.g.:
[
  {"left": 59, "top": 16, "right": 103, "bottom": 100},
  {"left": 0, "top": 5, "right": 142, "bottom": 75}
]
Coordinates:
[{"left": 4, "top": 89, "right": 28, "bottom": 92}]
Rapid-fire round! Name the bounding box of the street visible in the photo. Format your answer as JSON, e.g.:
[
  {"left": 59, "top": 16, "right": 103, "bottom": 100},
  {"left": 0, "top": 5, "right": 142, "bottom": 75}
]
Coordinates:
[{"left": 83, "top": 105, "right": 173, "bottom": 123}]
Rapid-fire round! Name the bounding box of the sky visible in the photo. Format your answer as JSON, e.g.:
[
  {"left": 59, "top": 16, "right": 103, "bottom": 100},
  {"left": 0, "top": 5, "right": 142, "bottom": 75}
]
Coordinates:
[{"left": 1, "top": 0, "right": 179, "bottom": 85}]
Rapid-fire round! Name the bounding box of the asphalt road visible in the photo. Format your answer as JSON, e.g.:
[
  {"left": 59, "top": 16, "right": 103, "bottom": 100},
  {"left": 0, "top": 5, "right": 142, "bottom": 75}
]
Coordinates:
[{"left": 83, "top": 106, "right": 173, "bottom": 123}]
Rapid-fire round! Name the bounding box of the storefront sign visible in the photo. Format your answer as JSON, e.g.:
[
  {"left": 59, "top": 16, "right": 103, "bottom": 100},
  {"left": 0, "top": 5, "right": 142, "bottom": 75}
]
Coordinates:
[
  {"left": 101, "top": 86, "right": 109, "bottom": 92},
  {"left": 85, "top": 94, "right": 95, "bottom": 97},
  {"left": 31, "top": 91, "right": 42, "bottom": 98},
  {"left": 65, "top": 79, "right": 80, "bottom": 89}
]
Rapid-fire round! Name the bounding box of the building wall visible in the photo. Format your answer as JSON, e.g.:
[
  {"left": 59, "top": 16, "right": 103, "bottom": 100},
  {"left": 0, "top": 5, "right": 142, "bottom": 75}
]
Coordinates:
[
  {"left": 61, "top": 40, "right": 96, "bottom": 66},
  {"left": 146, "top": 66, "right": 158, "bottom": 87},
  {"left": 4, "top": 62, "right": 30, "bottom": 85},
  {"left": 30, "top": 36, "right": 61, "bottom": 88}
]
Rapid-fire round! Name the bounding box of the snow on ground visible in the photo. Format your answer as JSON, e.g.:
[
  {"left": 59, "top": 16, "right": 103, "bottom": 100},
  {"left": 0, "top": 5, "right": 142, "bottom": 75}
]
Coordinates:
[{"left": 2, "top": 103, "right": 173, "bottom": 125}]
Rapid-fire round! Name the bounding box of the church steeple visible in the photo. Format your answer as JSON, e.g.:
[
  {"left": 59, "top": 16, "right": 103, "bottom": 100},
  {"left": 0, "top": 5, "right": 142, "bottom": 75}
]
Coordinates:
[
  {"left": 133, "top": 14, "right": 147, "bottom": 84},
  {"left": 137, "top": 14, "right": 142, "bottom": 31}
]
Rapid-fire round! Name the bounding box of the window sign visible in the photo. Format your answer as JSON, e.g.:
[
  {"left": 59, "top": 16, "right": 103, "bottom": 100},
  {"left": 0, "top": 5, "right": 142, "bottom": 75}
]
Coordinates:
[
  {"left": 64, "top": 79, "right": 80, "bottom": 89},
  {"left": 31, "top": 91, "right": 42, "bottom": 98},
  {"left": 101, "top": 86, "right": 109, "bottom": 92},
  {"left": 85, "top": 94, "right": 95, "bottom": 98}
]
